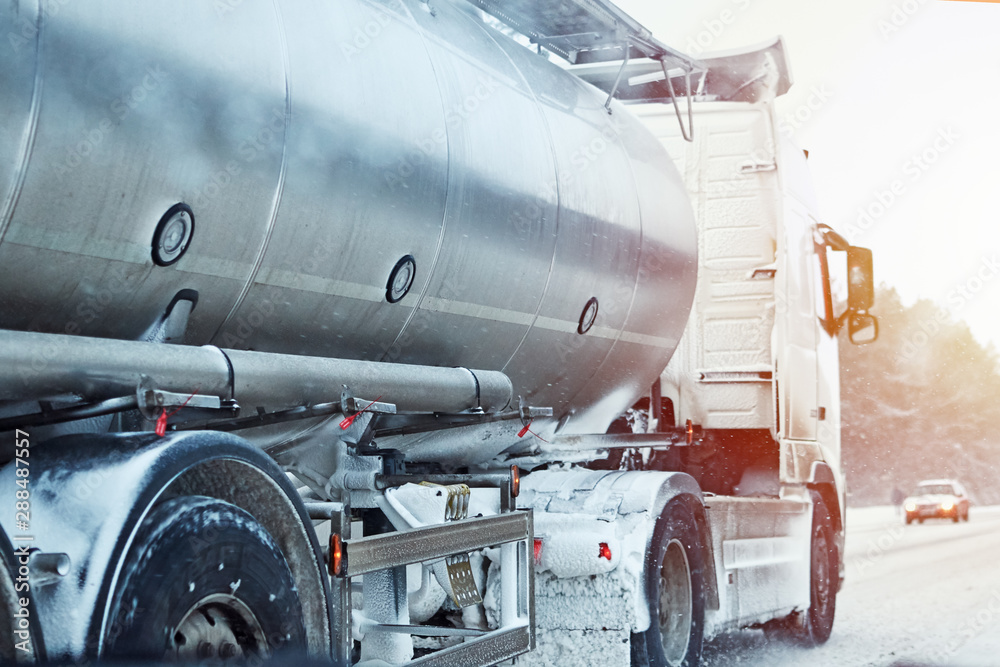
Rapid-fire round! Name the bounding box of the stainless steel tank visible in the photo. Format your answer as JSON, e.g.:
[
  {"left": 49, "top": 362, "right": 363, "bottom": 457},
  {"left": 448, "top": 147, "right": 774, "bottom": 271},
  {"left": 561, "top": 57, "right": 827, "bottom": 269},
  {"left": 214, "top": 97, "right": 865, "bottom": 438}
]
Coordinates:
[{"left": 0, "top": 0, "right": 696, "bottom": 458}]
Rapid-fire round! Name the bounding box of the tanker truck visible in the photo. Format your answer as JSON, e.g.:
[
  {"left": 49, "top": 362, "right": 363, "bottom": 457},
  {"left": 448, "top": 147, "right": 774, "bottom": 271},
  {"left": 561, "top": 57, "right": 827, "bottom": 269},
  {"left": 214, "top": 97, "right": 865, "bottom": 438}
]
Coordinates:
[{"left": 0, "top": 0, "right": 877, "bottom": 665}]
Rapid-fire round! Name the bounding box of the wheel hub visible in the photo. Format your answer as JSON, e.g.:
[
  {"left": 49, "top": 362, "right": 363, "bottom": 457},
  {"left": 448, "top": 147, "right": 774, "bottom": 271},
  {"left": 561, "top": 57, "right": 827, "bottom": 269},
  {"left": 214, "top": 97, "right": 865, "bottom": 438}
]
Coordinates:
[{"left": 171, "top": 594, "right": 268, "bottom": 661}]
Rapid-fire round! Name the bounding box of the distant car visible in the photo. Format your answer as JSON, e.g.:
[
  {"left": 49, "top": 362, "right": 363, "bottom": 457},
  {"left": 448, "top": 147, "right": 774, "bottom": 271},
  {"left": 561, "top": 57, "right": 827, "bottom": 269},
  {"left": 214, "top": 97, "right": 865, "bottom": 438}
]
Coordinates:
[{"left": 903, "top": 479, "right": 970, "bottom": 524}]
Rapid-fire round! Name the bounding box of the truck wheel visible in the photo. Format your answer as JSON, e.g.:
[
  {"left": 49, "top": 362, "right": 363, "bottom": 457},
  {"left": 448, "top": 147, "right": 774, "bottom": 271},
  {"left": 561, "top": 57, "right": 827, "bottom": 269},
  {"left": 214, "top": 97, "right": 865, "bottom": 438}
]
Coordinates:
[
  {"left": 102, "top": 496, "right": 306, "bottom": 661},
  {"left": 764, "top": 497, "right": 836, "bottom": 647},
  {"left": 799, "top": 498, "right": 836, "bottom": 645},
  {"left": 632, "top": 500, "right": 705, "bottom": 667}
]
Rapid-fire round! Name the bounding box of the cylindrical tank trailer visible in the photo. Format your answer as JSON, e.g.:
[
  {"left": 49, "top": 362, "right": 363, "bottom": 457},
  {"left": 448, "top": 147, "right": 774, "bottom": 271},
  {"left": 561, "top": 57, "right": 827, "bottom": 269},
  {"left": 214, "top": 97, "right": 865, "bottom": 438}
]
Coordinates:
[{"left": 0, "top": 0, "right": 696, "bottom": 456}]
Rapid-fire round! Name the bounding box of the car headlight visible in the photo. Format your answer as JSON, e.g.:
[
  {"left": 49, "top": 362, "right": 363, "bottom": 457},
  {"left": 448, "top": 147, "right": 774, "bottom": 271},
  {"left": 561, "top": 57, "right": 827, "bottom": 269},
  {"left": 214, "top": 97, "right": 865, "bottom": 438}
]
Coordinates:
[
  {"left": 905, "top": 502, "right": 917, "bottom": 512},
  {"left": 941, "top": 500, "right": 955, "bottom": 511}
]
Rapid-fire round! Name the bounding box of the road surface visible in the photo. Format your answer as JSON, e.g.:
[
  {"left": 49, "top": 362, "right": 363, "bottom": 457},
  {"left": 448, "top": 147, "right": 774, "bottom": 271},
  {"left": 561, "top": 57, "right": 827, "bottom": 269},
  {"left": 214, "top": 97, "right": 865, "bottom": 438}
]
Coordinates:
[{"left": 701, "top": 505, "right": 1000, "bottom": 667}]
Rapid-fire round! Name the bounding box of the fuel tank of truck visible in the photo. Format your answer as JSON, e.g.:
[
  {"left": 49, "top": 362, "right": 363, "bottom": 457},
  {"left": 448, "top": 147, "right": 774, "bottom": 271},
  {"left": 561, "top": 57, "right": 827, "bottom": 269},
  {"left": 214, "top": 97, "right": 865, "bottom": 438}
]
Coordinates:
[{"left": 0, "top": 0, "right": 696, "bottom": 454}]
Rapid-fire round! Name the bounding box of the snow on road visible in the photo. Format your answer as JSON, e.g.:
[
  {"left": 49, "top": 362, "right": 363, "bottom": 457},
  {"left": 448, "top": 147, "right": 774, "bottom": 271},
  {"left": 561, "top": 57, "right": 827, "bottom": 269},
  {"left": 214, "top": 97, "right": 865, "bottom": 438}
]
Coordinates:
[{"left": 701, "top": 505, "right": 1000, "bottom": 667}]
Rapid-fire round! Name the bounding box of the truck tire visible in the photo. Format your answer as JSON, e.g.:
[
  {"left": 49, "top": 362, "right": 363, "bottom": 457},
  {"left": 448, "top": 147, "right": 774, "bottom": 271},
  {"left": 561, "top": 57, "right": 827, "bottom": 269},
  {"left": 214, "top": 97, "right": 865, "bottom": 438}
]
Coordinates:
[
  {"left": 763, "top": 496, "right": 836, "bottom": 647},
  {"left": 799, "top": 497, "right": 836, "bottom": 645},
  {"left": 632, "top": 500, "right": 705, "bottom": 667},
  {"left": 102, "top": 496, "right": 307, "bottom": 661}
]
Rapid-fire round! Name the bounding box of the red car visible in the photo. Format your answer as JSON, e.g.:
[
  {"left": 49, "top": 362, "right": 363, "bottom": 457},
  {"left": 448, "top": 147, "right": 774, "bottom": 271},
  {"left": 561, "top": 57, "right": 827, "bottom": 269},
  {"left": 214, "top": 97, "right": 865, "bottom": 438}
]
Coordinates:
[{"left": 904, "top": 479, "right": 971, "bottom": 524}]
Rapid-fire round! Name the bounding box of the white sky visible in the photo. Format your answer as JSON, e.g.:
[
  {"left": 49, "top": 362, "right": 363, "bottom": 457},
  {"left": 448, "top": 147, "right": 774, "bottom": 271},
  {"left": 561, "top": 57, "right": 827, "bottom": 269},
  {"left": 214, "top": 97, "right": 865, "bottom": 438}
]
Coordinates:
[{"left": 616, "top": 0, "right": 1000, "bottom": 351}]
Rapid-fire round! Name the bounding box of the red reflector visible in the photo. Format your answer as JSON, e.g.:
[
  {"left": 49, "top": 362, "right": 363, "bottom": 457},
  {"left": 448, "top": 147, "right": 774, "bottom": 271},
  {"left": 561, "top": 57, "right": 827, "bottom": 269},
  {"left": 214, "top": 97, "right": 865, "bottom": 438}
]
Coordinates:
[
  {"left": 510, "top": 465, "right": 521, "bottom": 498},
  {"left": 599, "top": 542, "right": 612, "bottom": 561},
  {"left": 533, "top": 538, "right": 543, "bottom": 565},
  {"left": 330, "top": 533, "right": 343, "bottom": 576}
]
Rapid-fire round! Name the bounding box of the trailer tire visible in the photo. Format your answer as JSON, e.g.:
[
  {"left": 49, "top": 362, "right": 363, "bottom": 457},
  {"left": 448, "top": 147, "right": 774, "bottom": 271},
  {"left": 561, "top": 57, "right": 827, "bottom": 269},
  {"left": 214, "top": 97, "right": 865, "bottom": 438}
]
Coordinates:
[
  {"left": 632, "top": 499, "right": 705, "bottom": 667},
  {"left": 102, "top": 496, "right": 306, "bottom": 661}
]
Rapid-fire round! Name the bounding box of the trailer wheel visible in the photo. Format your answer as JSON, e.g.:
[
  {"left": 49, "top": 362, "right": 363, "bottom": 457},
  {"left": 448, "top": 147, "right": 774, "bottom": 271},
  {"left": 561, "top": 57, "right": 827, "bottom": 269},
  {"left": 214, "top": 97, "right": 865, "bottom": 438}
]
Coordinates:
[
  {"left": 102, "top": 496, "right": 306, "bottom": 661},
  {"left": 632, "top": 500, "right": 705, "bottom": 667}
]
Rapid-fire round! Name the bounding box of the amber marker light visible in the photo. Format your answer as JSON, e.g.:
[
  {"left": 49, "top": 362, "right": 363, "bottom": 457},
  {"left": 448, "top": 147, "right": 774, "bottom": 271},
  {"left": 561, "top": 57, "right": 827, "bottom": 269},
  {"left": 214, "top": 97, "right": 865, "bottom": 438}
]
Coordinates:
[
  {"left": 510, "top": 465, "right": 521, "bottom": 498},
  {"left": 330, "top": 533, "right": 344, "bottom": 577}
]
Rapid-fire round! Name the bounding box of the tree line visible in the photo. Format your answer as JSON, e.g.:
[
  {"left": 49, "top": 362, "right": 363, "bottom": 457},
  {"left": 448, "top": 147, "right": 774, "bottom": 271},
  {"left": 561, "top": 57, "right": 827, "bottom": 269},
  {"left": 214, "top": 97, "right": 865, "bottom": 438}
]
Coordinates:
[{"left": 839, "top": 285, "right": 1000, "bottom": 506}]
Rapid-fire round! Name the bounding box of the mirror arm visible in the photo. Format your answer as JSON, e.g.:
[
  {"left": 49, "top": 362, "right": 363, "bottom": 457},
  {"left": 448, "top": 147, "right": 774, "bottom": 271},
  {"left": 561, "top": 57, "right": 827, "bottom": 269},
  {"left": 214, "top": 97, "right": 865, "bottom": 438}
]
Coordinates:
[
  {"left": 816, "top": 224, "right": 851, "bottom": 252},
  {"left": 834, "top": 309, "right": 852, "bottom": 334}
]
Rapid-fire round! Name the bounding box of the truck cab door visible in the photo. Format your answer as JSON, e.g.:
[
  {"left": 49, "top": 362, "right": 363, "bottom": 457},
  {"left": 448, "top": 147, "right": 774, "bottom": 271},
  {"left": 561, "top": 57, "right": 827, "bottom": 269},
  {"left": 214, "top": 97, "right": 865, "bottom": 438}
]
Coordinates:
[{"left": 775, "top": 202, "right": 819, "bottom": 443}]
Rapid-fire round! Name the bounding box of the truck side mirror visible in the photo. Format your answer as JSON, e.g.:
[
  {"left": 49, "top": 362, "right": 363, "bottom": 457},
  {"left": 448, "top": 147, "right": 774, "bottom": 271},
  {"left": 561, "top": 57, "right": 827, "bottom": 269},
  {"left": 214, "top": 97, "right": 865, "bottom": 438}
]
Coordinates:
[
  {"left": 847, "top": 247, "right": 874, "bottom": 312},
  {"left": 848, "top": 312, "right": 878, "bottom": 345}
]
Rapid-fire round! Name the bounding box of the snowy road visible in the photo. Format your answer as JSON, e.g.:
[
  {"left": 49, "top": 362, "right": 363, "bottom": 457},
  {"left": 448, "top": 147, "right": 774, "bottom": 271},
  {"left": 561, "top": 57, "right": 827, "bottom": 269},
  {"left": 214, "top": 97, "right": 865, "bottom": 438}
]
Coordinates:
[{"left": 701, "top": 505, "right": 1000, "bottom": 667}]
